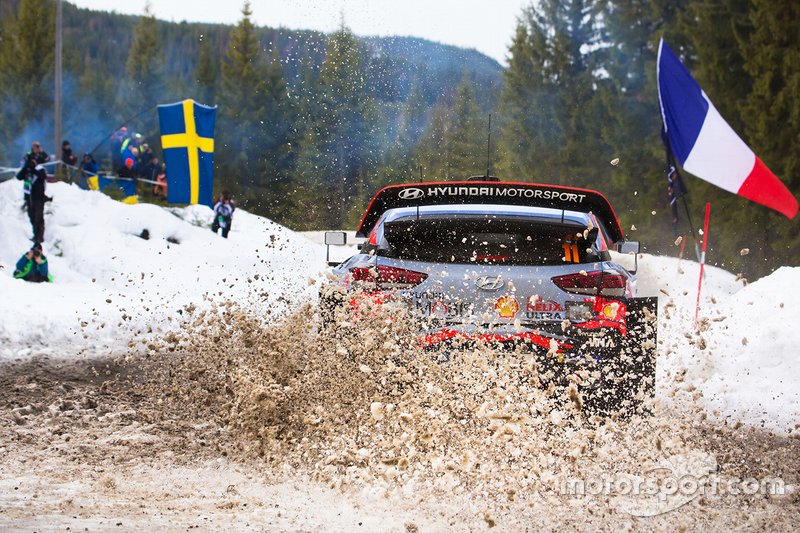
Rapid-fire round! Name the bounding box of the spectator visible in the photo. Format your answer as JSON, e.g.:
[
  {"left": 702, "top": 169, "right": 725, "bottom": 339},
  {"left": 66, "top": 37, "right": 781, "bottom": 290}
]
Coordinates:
[
  {"left": 61, "top": 140, "right": 78, "bottom": 167},
  {"left": 17, "top": 141, "right": 51, "bottom": 244},
  {"left": 139, "top": 143, "right": 154, "bottom": 168},
  {"left": 119, "top": 157, "right": 136, "bottom": 179},
  {"left": 60, "top": 140, "right": 78, "bottom": 181},
  {"left": 120, "top": 144, "right": 138, "bottom": 175},
  {"left": 17, "top": 141, "right": 47, "bottom": 209},
  {"left": 140, "top": 156, "right": 161, "bottom": 182},
  {"left": 111, "top": 126, "right": 128, "bottom": 173},
  {"left": 13, "top": 244, "right": 52, "bottom": 283},
  {"left": 120, "top": 132, "right": 143, "bottom": 158},
  {"left": 78, "top": 153, "right": 98, "bottom": 189},
  {"left": 211, "top": 191, "right": 235, "bottom": 238},
  {"left": 153, "top": 162, "right": 167, "bottom": 197}
]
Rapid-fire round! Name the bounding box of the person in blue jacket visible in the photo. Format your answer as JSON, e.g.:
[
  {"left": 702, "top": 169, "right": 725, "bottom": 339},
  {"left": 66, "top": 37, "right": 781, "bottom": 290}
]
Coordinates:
[
  {"left": 78, "top": 153, "right": 98, "bottom": 189},
  {"left": 14, "top": 244, "right": 52, "bottom": 283}
]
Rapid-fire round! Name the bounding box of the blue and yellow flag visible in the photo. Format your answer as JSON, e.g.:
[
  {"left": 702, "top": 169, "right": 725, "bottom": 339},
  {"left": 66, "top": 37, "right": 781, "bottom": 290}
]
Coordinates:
[
  {"left": 157, "top": 99, "right": 216, "bottom": 207},
  {"left": 86, "top": 175, "right": 138, "bottom": 204}
]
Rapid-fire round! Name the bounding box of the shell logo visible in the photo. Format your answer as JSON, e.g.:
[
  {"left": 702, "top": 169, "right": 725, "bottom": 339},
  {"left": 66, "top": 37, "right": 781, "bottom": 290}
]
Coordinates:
[{"left": 494, "top": 295, "right": 520, "bottom": 318}]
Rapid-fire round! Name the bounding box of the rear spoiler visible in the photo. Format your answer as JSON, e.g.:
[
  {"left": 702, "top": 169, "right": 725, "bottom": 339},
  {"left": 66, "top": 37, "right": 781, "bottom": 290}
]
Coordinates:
[{"left": 356, "top": 181, "right": 625, "bottom": 242}]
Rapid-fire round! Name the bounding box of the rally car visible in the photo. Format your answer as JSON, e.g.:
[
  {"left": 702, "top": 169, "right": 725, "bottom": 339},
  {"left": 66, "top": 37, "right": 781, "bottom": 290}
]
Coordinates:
[{"left": 322, "top": 178, "right": 657, "bottom": 408}]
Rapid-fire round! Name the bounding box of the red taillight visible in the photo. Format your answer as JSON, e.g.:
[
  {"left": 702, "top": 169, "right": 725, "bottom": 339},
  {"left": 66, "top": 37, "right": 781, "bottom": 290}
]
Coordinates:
[
  {"left": 351, "top": 265, "right": 428, "bottom": 289},
  {"left": 552, "top": 270, "right": 627, "bottom": 297}
]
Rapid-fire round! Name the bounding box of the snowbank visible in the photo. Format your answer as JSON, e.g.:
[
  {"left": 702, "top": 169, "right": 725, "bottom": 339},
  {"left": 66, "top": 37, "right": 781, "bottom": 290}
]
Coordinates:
[
  {"left": 627, "top": 251, "right": 799, "bottom": 433},
  {"left": 1, "top": 179, "right": 797, "bottom": 433},
  {"left": 0, "top": 180, "right": 324, "bottom": 356}
]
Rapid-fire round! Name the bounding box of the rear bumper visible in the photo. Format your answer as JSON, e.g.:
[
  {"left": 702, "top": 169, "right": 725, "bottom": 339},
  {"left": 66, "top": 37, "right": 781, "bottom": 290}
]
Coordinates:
[{"left": 416, "top": 323, "right": 620, "bottom": 358}]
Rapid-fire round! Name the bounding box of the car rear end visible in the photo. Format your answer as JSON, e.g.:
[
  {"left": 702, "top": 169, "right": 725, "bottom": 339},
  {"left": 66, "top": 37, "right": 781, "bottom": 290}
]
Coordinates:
[
  {"left": 332, "top": 204, "right": 634, "bottom": 358},
  {"left": 322, "top": 181, "right": 658, "bottom": 411}
]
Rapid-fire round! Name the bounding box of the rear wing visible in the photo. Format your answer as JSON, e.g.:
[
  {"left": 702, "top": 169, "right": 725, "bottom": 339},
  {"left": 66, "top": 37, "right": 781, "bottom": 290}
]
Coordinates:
[{"left": 356, "top": 181, "right": 625, "bottom": 242}]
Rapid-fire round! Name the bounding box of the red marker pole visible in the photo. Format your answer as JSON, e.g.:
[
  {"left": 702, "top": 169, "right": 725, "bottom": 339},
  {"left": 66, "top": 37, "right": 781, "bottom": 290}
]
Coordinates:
[{"left": 694, "top": 203, "right": 711, "bottom": 325}]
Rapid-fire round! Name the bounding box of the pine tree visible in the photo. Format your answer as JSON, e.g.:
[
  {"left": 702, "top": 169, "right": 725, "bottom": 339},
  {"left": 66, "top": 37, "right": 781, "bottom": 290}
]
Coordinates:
[
  {"left": 413, "top": 99, "right": 451, "bottom": 180},
  {"left": 125, "top": 3, "right": 164, "bottom": 116},
  {"left": 737, "top": 0, "right": 800, "bottom": 271},
  {"left": 218, "top": 2, "right": 294, "bottom": 216},
  {"left": 497, "top": 1, "right": 606, "bottom": 183},
  {"left": 446, "top": 73, "right": 486, "bottom": 179},
  {"left": 598, "top": 0, "right": 691, "bottom": 246},
  {"left": 394, "top": 79, "right": 428, "bottom": 156},
  {"left": 0, "top": 0, "right": 54, "bottom": 155},
  {"left": 295, "top": 21, "right": 379, "bottom": 227},
  {"left": 194, "top": 37, "right": 217, "bottom": 105}
]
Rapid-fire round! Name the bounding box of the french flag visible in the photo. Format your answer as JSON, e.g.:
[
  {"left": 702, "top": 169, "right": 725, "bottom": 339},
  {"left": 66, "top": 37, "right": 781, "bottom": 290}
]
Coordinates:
[{"left": 657, "top": 39, "right": 797, "bottom": 219}]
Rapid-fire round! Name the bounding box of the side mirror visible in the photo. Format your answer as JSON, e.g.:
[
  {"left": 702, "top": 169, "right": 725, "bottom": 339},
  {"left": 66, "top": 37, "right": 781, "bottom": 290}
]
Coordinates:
[
  {"left": 324, "top": 231, "right": 347, "bottom": 245},
  {"left": 616, "top": 241, "right": 640, "bottom": 254},
  {"left": 324, "top": 231, "right": 347, "bottom": 266},
  {"left": 615, "top": 241, "right": 640, "bottom": 274}
]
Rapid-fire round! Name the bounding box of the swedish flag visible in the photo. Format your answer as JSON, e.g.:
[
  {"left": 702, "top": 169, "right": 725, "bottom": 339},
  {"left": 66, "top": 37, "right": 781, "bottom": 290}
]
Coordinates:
[
  {"left": 157, "top": 99, "right": 216, "bottom": 207},
  {"left": 86, "top": 175, "right": 138, "bottom": 204}
]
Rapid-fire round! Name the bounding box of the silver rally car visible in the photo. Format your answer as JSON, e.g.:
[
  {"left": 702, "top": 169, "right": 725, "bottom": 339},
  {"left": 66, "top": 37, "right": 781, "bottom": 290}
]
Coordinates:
[{"left": 323, "top": 179, "right": 657, "bottom": 406}]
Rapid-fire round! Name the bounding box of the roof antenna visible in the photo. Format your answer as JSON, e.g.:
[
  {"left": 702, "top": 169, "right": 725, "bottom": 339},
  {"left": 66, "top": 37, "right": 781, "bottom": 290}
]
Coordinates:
[
  {"left": 419, "top": 164, "right": 423, "bottom": 181},
  {"left": 485, "top": 113, "right": 492, "bottom": 178}
]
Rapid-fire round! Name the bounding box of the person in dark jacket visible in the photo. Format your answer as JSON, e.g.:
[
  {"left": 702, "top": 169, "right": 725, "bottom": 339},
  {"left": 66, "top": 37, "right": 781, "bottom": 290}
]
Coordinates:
[
  {"left": 139, "top": 156, "right": 161, "bottom": 182},
  {"left": 118, "top": 157, "right": 136, "bottom": 179},
  {"left": 60, "top": 140, "right": 78, "bottom": 181},
  {"left": 211, "top": 191, "right": 235, "bottom": 238},
  {"left": 17, "top": 142, "right": 51, "bottom": 244},
  {"left": 61, "top": 140, "right": 78, "bottom": 166},
  {"left": 14, "top": 244, "right": 52, "bottom": 283},
  {"left": 17, "top": 141, "right": 48, "bottom": 208}
]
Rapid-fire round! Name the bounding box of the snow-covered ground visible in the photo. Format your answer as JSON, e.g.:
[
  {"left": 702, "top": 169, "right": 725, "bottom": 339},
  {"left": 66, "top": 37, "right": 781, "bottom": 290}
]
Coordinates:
[
  {"left": 0, "top": 180, "right": 324, "bottom": 356},
  {"left": 1, "top": 178, "right": 798, "bottom": 433}
]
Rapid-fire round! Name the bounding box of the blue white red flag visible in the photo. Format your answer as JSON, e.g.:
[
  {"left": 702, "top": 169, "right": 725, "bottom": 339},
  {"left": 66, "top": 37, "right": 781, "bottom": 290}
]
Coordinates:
[{"left": 657, "top": 39, "right": 797, "bottom": 219}]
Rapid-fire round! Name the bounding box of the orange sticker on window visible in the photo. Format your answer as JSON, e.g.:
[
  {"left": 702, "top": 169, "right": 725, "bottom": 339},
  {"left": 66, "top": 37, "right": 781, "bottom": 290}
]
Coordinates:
[{"left": 562, "top": 242, "right": 580, "bottom": 263}]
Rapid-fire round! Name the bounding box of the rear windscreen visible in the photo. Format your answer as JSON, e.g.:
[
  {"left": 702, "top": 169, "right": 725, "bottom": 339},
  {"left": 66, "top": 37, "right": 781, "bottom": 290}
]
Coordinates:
[{"left": 380, "top": 217, "right": 602, "bottom": 266}]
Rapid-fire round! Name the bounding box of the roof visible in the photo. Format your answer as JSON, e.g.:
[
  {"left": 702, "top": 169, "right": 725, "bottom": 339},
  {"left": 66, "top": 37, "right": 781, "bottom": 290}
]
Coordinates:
[{"left": 356, "top": 181, "right": 625, "bottom": 242}]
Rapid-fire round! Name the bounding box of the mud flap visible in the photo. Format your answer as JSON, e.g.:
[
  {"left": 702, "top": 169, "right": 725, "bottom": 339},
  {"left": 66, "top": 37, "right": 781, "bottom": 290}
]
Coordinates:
[
  {"left": 579, "top": 296, "right": 658, "bottom": 416},
  {"left": 620, "top": 296, "right": 659, "bottom": 408}
]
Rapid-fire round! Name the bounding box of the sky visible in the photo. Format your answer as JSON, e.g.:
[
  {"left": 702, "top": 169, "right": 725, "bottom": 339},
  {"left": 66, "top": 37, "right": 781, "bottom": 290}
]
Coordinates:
[{"left": 68, "top": 0, "right": 531, "bottom": 64}]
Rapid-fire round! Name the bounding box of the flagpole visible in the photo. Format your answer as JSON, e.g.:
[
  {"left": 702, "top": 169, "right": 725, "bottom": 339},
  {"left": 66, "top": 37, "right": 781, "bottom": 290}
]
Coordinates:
[
  {"left": 694, "top": 202, "right": 711, "bottom": 326},
  {"left": 661, "top": 125, "right": 701, "bottom": 263},
  {"left": 54, "top": 0, "right": 62, "bottom": 170},
  {"left": 681, "top": 195, "right": 702, "bottom": 262}
]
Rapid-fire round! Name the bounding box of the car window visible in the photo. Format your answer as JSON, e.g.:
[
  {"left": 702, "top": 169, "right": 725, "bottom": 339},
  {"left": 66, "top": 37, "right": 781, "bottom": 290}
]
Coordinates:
[{"left": 379, "top": 217, "right": 604, "bottom": 266}]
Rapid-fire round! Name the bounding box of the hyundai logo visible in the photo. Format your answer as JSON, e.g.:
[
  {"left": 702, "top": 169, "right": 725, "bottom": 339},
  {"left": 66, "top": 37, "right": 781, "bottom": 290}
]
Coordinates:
[
  {"left": 398, "top": 187, "right": 425, "bottom": 200},
  {"left": 475, "top": 275, "right": 505, "bottom": 290}
]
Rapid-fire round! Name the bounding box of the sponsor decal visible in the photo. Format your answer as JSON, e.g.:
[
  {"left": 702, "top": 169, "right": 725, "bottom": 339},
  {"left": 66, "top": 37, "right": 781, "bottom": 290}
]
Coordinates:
[
  {"left": 495, "top": 295, "right": 520, "bottom": 318},
  {"left": 526, "top": 296, "right": 564, "bottom": 321},
  {"left": 475, "top": 275, "right": 505, "bottom": 291},
  {"left": 430, "top": 300, "right": 449, "bottom": 319},
  {"left": 398, "top": 187, "right": 425, "bottom": 200},
  {"left": 397, "top": 185, "right": 587, "bottom": 203},
  {"left": 413, "top": 294, "right": 471, "bottom": 319},
  {"left": 526, "top": 297, "right": 563, "bottom": 312}
]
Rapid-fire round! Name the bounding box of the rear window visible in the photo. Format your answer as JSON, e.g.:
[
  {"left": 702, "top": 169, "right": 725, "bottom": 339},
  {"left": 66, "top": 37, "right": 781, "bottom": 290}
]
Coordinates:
[{"left": 378, "top": 217, "right": 605, "bottom": 266}]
